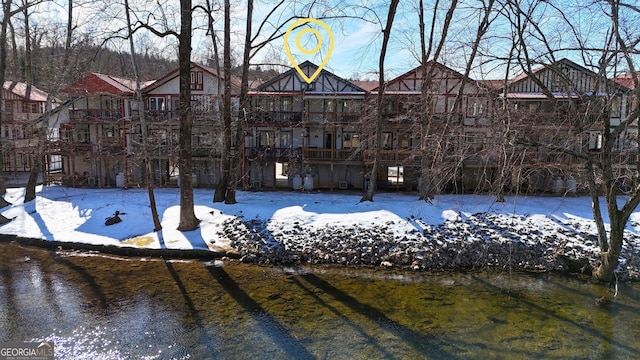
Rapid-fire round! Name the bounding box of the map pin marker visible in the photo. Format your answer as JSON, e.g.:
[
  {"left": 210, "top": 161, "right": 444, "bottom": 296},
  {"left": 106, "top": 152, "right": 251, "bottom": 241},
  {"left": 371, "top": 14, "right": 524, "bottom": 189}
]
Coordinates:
[{"left": 284, "top": 18, "right": 335, "bottom": 84}]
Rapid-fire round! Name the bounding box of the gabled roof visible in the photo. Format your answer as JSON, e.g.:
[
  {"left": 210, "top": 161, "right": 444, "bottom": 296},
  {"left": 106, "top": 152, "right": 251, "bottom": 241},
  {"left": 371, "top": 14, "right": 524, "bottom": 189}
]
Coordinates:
[
  {"left": 62, "top": 73, "right": 137, "bottom": 95},
  {"left": 615, "top": 73, "right": 638, "bottom": 90},
  {"left": 142, "top": 62, "right": 240, "bottom": 92},
  {"left": 477, "top": 79, "right": 505, "bottom": 91},
  {"left": 506, "top": 58, "right": 629, "bottom": 94},
  {"left": 351, "top": 80, "right": 378, "bottom": 92},
  {"left": 379, "top": 60, "right": 479, "bottom": 92},
  {"left": 3, "top": 81, "right": 51, "bottom": 102},
  {"left": 257, "top": 61, "right": 366, "bottom": 93}
]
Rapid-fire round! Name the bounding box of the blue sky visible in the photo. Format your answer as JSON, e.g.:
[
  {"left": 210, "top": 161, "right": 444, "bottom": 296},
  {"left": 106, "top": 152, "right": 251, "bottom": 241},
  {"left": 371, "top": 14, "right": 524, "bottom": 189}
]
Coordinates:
[{"left": 31, "top": 0, "right": 637, "bottom": 81}]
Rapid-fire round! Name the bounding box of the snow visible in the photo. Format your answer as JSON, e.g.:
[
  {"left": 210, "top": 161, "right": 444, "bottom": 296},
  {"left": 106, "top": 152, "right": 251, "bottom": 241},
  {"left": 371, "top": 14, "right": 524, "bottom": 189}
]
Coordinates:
[{"left": 1, "top": 185, "right": 639, "bottom": 278}]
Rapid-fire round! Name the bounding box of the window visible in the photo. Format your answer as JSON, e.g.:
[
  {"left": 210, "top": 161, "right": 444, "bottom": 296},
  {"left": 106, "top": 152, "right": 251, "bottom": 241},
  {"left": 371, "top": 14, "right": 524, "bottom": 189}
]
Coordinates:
[
  {"left": 398, "top": 134, "right": 411, "bottom": 149},
  {"left": 102, "top": 125, "right": 119, "bottom": 137},
  {"left": 191, "top": 95, "right": 214, "bottom": 113},
  {"left": 16, "top": 126, "right": 25, "bottom": 140},
  {"left": 49, "top": 155, "right": 62, "bottom": 172},
  {"left": 258, "top": 131, "right": 275, "bottom": 147},
  {"left": 610, "top": 97, "right": 621, "bottom": 118},
  {"left": 467, "top": 133, "right": 484, "bottom": 152},
  {"left": 468, "top": 98, "right": 486, "bottom": 116},
  {"left": 193, "top": 132, "right": 212, "bottom": 146},
  {"left": 22, "top": 102, "right": 41, "bottom": 113},
  {"left": 74, "top": 124, "right": 90, "bottom": 143},
  {"left": 343, "top": 132, "right": 360, "bottom": 148},
  {"left": 588, "top": 131, "right": 602, "bottom": 151},
  {"left": 308, "top": 99, "right": 324, "bottom": 112},
  {"left": 388, "top": 166, "right": 404, "bottom": 185},
  {"left": 191, "top": 71, "right": 204, "bottom": 90},
  {"left": 149, "top": 97, "right": 165, "bottom": 111},
  {"left": 2, "top": 126, "right": 10, "bottom": 139},
  {"left": 382, "top": 132, "right": 393, "bottom": 150},
  {"left": 340, "top": 99, "right": 362, "bottom": 113},
  {"left": 447, "top": 98, "right": 458, "bottom": 113},
  {"left": 279, "top": 131, "right": 292, "bottom": 148},
  {"left": 281, "top": 98, "right": 292, "bottom": 112}
]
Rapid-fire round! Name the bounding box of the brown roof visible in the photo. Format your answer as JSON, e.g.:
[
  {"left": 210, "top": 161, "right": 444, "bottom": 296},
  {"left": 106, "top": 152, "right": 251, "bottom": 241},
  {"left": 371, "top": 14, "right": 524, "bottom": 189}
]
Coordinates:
[
  {"left": 62, "top": 73, "right": 136, "bottom": 95},
  {"left": 615, "top": 73, "right": 637, "bottom": 90},
  {"left": 478, "top": 79, "right": 505, "bottom": 91},
  {"left": 350, "top": 80, "right": 378, "bottom": 92}
]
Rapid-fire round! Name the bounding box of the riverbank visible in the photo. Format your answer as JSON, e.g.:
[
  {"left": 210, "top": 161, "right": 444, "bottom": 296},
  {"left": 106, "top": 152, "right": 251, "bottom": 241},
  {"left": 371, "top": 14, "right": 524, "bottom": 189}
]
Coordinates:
[{"left": 1, "top": 186, "right": 639, "bottom": 280}]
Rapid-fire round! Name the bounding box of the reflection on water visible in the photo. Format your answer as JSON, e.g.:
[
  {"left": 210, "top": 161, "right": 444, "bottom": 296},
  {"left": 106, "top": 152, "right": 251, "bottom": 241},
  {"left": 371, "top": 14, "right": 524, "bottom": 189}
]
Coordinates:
[{"left": 0, "top": 242, "right": 638, "bottom": 359}]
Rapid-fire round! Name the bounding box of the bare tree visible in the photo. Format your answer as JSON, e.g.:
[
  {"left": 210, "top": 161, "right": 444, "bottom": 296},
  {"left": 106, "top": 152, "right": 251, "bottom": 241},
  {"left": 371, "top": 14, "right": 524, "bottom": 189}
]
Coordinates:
[
  {"left": 360, "top": 0, "right": 399, "bottom": 202},
  {"left": 0, "top": 0, "right": 44, "bottom": 210},
  {"left": 214, "top": 0, "right": 233, "bottom": 203},
  {"left": 175, "top": 0, "right": 199, "bottom": 230},
  {"left": 133, "top": 0, "right": 199, "bottom": 231},
  {"left": 495, "top": 0, "right": 640, "bottom": 282},
  {"left": 124, "top": 0, "right": 161, "bottom": 231},
  {"left": 417, "top": 0, "right": 459, "bottom": 200}
]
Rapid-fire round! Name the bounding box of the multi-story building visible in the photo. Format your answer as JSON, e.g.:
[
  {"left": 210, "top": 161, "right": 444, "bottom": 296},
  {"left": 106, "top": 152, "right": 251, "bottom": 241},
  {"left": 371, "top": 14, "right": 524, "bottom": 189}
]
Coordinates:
[
  {"left": 138, "top": 63, "right": 235, "bottom": 187},
  {"left": 55, "top": 63, "right": 235, "bottom": 188},
  {"left": 59, "top": 72, "right": 139, "bottom": 187},
  {"left": 1, "top": 81, "right": 59, "bottom": 185},
  {"left": 500, "top": 58, "right": 633, "bottom": 193},
  {"left": 247, "top": 61, "right": 368, "bottom": 190},
  {"left": 45, "top": 58, "right": 636, "bottom": 194},
  {"left": 376, "top": 61, "right": 494, "bottom": 192}
]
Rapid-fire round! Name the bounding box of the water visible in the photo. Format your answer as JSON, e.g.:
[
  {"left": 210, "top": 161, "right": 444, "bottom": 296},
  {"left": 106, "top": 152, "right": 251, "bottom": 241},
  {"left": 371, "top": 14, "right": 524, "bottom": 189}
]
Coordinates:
[{"left": 0, "top": 242, "right": 638, "bottom": 359}]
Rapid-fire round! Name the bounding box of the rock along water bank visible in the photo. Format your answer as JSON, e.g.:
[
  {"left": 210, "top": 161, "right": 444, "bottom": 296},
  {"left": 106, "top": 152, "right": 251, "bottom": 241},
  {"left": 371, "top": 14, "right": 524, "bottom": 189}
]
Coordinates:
[
  {"left": 1, "top": 187, "right": 639, "bottom": 281},
  {"left": 3, "top": 211, "right": 640, "bottom": 282}
]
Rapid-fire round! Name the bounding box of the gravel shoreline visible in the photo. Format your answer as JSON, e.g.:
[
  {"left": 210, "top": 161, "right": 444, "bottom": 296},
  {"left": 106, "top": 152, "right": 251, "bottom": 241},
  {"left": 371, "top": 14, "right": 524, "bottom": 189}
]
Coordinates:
[
  {"left": 223, "top": 213, "right": 640, "bottom": 282},
  {"left": 2, "top": 211, "right": 639, "bottom": 282}
]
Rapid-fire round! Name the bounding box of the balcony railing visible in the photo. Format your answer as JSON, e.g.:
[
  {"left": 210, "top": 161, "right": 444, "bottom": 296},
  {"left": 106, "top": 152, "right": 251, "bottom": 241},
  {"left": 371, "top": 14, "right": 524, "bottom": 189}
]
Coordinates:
[
  {"left": 363, "top": 149, "right": 417, "bottom": 163},
  {"left": 302, "top": 148, "right": 362, "bottom": 162},
  {"left": 70, "top": 109, "right": 123, "bottom": 123},
  {"left": 246, "top": 147, "right": 301, "bottom": 161},
  {"left": 248, "top": 111, "right": 303, "bottom": 124}
]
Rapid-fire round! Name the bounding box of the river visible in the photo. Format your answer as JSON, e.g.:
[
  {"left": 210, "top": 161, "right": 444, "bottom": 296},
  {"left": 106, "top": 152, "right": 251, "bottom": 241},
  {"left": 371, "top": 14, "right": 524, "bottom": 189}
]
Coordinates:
[{"left": 0, "top": 242, "right": 638, "bottom": 359}]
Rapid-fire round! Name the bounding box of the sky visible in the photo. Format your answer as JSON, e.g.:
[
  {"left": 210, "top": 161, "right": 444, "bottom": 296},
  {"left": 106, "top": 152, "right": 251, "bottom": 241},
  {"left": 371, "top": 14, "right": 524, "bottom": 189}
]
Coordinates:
[{"left": 22, "top": 0, "right": 639, "bottom": 81}]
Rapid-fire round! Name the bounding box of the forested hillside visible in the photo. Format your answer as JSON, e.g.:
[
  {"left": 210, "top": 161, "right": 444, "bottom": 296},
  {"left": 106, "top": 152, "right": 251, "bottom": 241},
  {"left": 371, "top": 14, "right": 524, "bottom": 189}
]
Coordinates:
[{"left": 6, "top": 43, "right": 177, "bottom": 93}]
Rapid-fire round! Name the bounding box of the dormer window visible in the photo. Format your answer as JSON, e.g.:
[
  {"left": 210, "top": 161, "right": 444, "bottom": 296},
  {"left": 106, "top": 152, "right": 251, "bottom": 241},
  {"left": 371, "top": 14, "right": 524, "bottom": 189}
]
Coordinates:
[{"left": 191, "top": 70, "right": 203, "bottom": 90}]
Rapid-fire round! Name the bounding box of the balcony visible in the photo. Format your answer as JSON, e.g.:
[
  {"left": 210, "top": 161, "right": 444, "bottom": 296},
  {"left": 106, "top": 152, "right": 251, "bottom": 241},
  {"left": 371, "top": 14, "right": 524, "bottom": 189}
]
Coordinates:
[
  {"left": 302, "top": 148, "right": 362, "bottom": 162},
  {"left": 192, "top": 145, "right": 222, "bottom": 158},
  {"left": 335, "top": 113, "right": 361, "bottom": 123},
  {"left": 246, "top": 147, "right": 301, "bottom": 161},
  {"left": 363, "top": 149, "right": 418, "bottom": 164},
  {"left": 70, "top": 109, "right": 123, "bottom": 123},
  {"left": 248, "top": 111, "right": 303, "bottom": 125}
]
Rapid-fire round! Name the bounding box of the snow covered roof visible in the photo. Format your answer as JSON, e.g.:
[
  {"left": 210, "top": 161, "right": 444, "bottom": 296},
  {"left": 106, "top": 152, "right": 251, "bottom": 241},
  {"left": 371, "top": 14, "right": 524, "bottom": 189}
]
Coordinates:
[{"left": 3, "top": 81, "right": 51, "bottom": 102}]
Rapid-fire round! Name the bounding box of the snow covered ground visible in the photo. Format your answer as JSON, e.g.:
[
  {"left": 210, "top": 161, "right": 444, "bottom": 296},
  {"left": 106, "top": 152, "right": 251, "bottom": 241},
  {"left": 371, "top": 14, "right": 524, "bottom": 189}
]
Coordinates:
[{"left": 1, "top": 185, "right": 639, "bottom": 279}]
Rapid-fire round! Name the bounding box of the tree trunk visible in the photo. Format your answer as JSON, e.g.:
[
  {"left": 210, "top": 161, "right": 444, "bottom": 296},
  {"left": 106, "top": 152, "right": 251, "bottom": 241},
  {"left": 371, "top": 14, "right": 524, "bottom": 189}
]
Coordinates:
[
  {"left": 416, "top": 0, "right": 457, "bottom": 201},
  {"left": 215, "top": 0, "right": 233, "bottom": 203},
  {"left": 177, "top": 0, "right": 199, "bottom": 231},
  {"left": 361, "top": 0, "right": 399, "bottom": 202},
  {"left": 0, "top": 1, "right": 13, "bottom": 205},
  {"left": 225, "top": 0, "right": 253, "bottom": 205},
  {"left": 124, "top": 0, "right": 162, "bottom": 231},
  {"left": 24, "top": 154, "right": 40, "bottom": 202},
  {"left": 594, "top": 219, "right": 624, "bottom": 282}
]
